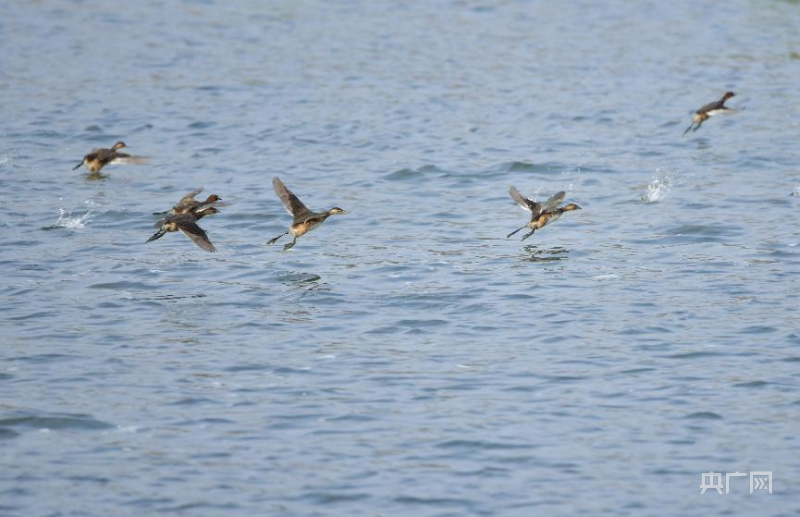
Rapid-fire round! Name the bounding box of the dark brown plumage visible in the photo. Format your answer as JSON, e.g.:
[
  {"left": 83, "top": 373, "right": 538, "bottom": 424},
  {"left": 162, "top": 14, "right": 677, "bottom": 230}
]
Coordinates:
[
  {"left": 266, "top": 177, "right": 347, "bottom": 250},
  {"left": 151, "top": 188, "right": 227, "bottom": 219},
  {"left": 170, "top": 187, "right": 224, "bottom": 215}
]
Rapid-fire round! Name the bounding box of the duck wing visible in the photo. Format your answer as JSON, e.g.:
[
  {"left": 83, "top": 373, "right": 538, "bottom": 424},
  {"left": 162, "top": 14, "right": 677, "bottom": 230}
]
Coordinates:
[
  {"left": 541, "top": 191, "right": 566, "bottom": 212},
  {"left": 705, "top": 107, "right": 737, "bottom": 117},
  {"left": 176, "top": 219, "right": 216, "bottom": 252},
  {"left": 193, "top": 206, "right": 220, "bottom": 220},
  {"left": 273, "top": 177, "right": 313, "bottom": 222},
  {"left": 177, "top": 187, "right": 204, "bottom": 206},
  {"left": 111, "top": 154, "right": 146, "bottom": 166},
  {"left": 509, "top": 186, "right": 541, "bottom": 215},
  {"left": 191, "top": 201, "right": 229, "bottom": 215}
]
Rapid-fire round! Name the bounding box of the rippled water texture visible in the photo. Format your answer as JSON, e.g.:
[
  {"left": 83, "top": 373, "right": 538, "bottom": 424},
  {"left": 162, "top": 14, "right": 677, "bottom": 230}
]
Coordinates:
[{"left": 2, "top": 1, "right": 800, "bottom": 515}]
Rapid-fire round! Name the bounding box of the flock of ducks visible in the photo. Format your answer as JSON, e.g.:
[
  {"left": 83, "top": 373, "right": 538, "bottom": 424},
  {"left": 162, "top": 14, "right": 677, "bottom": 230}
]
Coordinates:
[{"left": 71, "top": 92, "right": 738, "bottom": 252}]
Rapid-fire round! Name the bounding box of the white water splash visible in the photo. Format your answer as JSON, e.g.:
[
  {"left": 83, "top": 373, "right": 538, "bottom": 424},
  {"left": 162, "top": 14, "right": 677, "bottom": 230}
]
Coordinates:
[
  {"left": 641, "top": 170, "right": 675, "bottom": 203},
  {"left": 593, "top": 274, "right": 619, "bottom": 281},
  {"left": 792, "top": 184, "right": 800, "bottom": 197},
  {"left": 52, "top": 207, "right": 95, "bottom": 229},
  {"left": 642, "top": 177, "right": 670, "bottom": 203}
]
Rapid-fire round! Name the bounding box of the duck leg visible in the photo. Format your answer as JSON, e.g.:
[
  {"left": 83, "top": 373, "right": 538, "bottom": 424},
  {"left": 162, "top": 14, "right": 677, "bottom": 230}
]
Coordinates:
[
  {"left": 521, "top": 229, "right": 536, "bottom": 241},
  {"left": 682, "top": 123, "right": 695, "bottom": 136},
  {"left": 267, "top": 231, "right": 288, "bottom": 245},
  {"left": 507, "top": 225, "right": 527, "bottom": 238},
  {"left": 283, "top": 237, "right": 297, "bottom": 251}
]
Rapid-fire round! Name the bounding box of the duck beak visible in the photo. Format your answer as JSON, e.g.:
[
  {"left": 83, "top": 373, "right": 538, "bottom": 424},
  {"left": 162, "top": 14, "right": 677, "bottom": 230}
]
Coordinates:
[{"left": 72, "top": 161, "right": 84, "bottom": 170}]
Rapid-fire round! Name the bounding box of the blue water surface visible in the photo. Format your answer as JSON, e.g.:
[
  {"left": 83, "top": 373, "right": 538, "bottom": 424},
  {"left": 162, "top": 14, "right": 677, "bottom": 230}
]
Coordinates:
[{"left": 2, "top": 1, "right": 800, "bottom": 515}]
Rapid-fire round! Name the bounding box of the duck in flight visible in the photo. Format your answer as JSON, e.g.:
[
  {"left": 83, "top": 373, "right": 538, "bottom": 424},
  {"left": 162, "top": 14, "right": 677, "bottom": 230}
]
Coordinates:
[
  {"left": 683, "top": 91, "right": 737, "bottom": 135},
  {"left": 72, "top": 141, "right": 144, "bottom": 173},
  {"left": 153, "top": 187, "right": 225, "bottom": 216},
  {"left": 147, "top": 206, "right": 218, "bottom": 252},
  {"left": 507, "top": 187, "right": 581, "bottom": 240},
  {"left": 266, "top": 177, "right": 347, "bottom": 250}
]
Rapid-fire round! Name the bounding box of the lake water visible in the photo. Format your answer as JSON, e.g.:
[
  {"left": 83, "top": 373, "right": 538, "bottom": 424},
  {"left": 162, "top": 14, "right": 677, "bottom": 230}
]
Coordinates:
[{"left": 2, "top": 1, "right": 800, "bottom": 515}]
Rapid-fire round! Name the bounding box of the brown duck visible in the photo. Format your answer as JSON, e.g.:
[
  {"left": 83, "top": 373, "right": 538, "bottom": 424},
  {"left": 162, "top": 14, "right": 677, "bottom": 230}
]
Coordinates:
[
  {"left": 147, "top": 206, "right": 218, "bottom": 252},
  {"left": 72, "top": 141, "right": 135, "bottom": 173},
  {"left": 683, "top": 92, "right": 736, "bottom": 135},
  {"left": 507, "top": 187, "right": 581, "bottom": 240},
  {"left": 153, "top": 187, "right": 225, "bottom": 216},
  {"left": 266, "top": 177, "right": 347, "bottom": 250}
]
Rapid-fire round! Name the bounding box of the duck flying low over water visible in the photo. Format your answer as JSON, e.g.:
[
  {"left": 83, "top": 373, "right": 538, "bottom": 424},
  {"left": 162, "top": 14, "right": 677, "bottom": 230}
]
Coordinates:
[
  {"left": 153, "top": 187, "right": 226, "bottom": 216},
  {"left": 682, "top": 91, "right": 737, "bottom": 135},
  {"left": 72, "top": 141, "right": 146, "bottom": 173},
  {"left": 266, "top": 176, "right": 347, "bottom": 250},
  {"left": 147, "top": 206, "right": 218, "bottom": 252},
  {"left": 507, "top": 187, "right": 581, "bottom": 241}
]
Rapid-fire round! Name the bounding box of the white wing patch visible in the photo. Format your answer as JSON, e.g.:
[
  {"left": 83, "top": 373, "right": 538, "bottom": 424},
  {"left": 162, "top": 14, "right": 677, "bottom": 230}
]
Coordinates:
[
  {"left": 112, "top": 156, "right": 149, "bottom": 165},
  {"left": 706, "top": 108, "right": 737, "bottom": 117}
]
